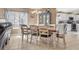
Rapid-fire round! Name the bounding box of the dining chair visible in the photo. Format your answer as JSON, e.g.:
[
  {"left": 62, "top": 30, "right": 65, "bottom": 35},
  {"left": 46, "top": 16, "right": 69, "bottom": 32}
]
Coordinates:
[
  {"left": 21, "top": 25, "right": 29, "bottom": 42},
  {"left": 48, "top": 26, "right": 56, "bottom": 45},
  {"left": 48, "top": 26, "right": 55, "bottom": 35},
  {"left": 56, "top": 23, "right": 67, "bottom": 48},
  {"left": 39, "top": 26, "right": 51, "bottom": 46},
  {"left": 30, "top": 25, "right": 39, "bottom": 44}
]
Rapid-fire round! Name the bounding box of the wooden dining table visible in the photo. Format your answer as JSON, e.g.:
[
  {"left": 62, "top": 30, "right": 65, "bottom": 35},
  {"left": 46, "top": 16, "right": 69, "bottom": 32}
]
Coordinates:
[
  {"left": 38, "top": 26, "right": 56, "bottom": 32},
  {"left": 48, "top": 27, "right": 56, "bottom": 32},
  {"left": 27, "top": 26, "right": 57, "bottom": 35}
]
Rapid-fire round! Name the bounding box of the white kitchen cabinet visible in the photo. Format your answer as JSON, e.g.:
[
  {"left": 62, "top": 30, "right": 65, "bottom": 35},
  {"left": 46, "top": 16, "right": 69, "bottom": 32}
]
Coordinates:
[
  {"left": 67, "top": 14, "right": 76, "bottom": 20},
  {"left": 56, "top": 13, "right": 79, "bottom": 33},
  {"left": 75, "top": 15, "right": 79, "bottom": 21},
  {"left": 75, "top": 15, "right": 79, "bottom": 32},
  {"left": 66, "top": 24, "right": 71, "bottom": 32},
  {"left": 56, "top": 13, "right": 68, "bottom": 24},
  {"left": 76, "top": 24, "right": 79, "bottom": 32}
]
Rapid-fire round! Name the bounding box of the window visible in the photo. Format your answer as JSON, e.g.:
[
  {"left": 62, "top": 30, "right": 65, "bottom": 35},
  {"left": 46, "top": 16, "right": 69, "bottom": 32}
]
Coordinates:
[
  {"left": 39, "top": 10, "right": 51, "bottom": 26},
  {"left": 5, "top": 11, "right": 28, "bottom": 29}
]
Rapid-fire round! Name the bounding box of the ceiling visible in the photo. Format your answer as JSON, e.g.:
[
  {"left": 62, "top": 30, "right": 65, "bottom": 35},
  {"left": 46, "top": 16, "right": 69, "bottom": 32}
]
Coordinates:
[
  {"left": 5, "top": 8, "right": 28, "bottom": 12},
  {"left": 57, "top": 8, "right": 79, "bottom": 14}
]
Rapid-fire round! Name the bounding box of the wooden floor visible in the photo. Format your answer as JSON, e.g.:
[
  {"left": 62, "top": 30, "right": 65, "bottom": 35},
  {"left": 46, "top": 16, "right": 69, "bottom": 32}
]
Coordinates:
[{"left": 4, "top": 29, "right": 79, "bottom": 50}]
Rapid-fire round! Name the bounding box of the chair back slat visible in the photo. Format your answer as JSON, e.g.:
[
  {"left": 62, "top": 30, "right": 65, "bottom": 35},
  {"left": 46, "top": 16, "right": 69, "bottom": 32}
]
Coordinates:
[
  {"left": 30, "top": 25, "right": 38, "bottom": 33},
  {"left": 21, "top": 25, "right": 28, "bottom": 34}
]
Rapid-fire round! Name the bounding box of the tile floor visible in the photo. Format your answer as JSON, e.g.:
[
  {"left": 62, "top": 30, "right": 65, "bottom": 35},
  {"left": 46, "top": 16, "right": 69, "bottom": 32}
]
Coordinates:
[{"left": 4, "top": 29, "right": 79, "bottom": 50}]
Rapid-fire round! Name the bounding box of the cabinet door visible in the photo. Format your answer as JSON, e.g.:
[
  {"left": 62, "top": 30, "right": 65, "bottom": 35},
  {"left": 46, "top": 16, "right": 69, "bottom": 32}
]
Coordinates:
[
  {"left": 67, "top": 24, "right": 71, "bottom": 32},
  {"left": 75, "top": 15, "right": 79, "bottom": 21}
]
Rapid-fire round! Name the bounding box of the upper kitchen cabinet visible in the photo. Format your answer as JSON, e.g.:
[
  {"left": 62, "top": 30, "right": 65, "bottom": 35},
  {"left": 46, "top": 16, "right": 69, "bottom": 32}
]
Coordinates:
[
  {"left": 0, "top": 8, "right": 5, "bottom": 19},
  {"left": 75, "top": 14, "right": 79, "bottom": 22},
  {"left": 56, "top": 12, "right": 77, "bottom": 24},
  {"left": 57, "top": 13, "right": 68, "bottom": 20},
  {"left": 56, "top": 12, "right": 68, "bottom": 24},
  {"left": 67, "top": 13, "right": 76, "bottom": 21}
]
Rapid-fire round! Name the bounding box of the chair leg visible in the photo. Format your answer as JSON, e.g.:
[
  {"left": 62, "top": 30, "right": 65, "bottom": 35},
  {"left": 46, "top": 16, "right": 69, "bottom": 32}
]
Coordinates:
[
  {"left": 63, "top": 37, "right": 66, "bottom": 48},
  {"left": 36, "top": 33, "right": 39, "bottom": 45},
  {"left": 27, "top": 35, "right": 28, "bottom": 42},
  {"left": 48, "top": 36, "right": 49, "bottom": 46},
  {"left": 49, "top": 36, "right": 54, "bottom": 46},
  {"left": 51, "top": 34, "right": 54, "bottom": 47},
  {"left": 22, "top": 34, "right": 24, "bottom": 42},
  {"left": 50, "top": 35, "right": 54, "bottom": 47},
  {"left": 56, "top": 37, "right": 59, "bottom": 47},
  {"left": 47, "top": 37, "right": 50, "bottom": 47},
  {"left": 21, "top": 34, "right": 24, "bottom": 48},
  {"left": 48, "top": 37, "right": 50, "bottom": 46},
  {"left": 39, "top": 35, "right": 41, "bottom": 45},
  {"left": 30, "top": 34, "right": 32, "bottom": 43},
  {"left": 46, "top": 35, "right": 49, "bottom": 47}
]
